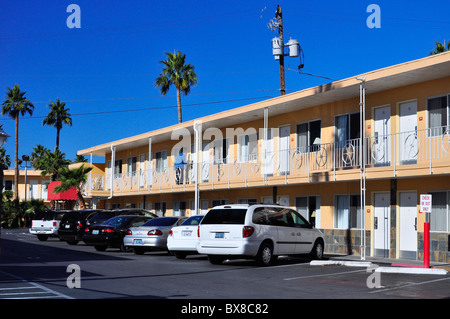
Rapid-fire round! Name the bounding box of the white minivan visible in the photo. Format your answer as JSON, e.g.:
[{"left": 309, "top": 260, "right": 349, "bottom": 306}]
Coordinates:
[{"left": 197, "top": 204, "right": 324, "bottom": 266}]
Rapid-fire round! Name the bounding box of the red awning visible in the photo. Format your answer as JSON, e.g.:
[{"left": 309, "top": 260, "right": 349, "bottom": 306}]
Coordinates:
[{"left": 47, "top": 181, "right": 77, "bottom": 201}]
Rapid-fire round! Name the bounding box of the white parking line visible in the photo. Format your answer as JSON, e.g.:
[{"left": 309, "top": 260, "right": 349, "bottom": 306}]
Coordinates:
[
  {"left": 369, "top": 276, "right": 450, "bottom": 294},
  {"left": 284, "top": 269, "right": 366, "bottom": 281},
  {"left": 0, "top": 270, "right": 74, "bottom": 299}
]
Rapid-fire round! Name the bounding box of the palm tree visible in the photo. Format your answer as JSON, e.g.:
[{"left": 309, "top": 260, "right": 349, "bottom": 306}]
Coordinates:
[
  {"left": 1, "top": 84, "right": 34, "bottom": 200},
  {"left": 43, "top": 99, "right": 72, "bottom": 150},
  {"left": 54, "top": 164, "right": 92, "bottom": 210},
  {"left": 430, "top": 40, "right": 450, "bottom": 55},
  {"left": 39, "top": 149, "right": 71, "bottom": 181},
  {"left": 155, "top": 51, "right": 197, "bottom": 123},
  {"left": 0, "top": 146, "right": 11, "bottom": 228}
]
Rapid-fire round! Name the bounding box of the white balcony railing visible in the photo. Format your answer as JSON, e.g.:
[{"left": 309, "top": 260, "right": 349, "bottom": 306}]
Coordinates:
[{"left": 84, "top": 126, "right": 450, "bottom": 194}]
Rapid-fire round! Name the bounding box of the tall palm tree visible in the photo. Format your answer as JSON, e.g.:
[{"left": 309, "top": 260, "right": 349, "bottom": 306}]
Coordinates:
[
  {"left": 0, "top": 146, "right": 11, "bottom": 227},
  {"left": 54, "top": 164, "right": 92, "bottom": 210},
  {"left": 1, "top": 84, "right": 34, "bottom": 200},
  {"left": 39, "top": 149, "right": 71, "bottom": 181},
  {"left": 43, "top": 99, "right": 72, "bottom": 150},
  {"left": 430, "top": 40, "right": 450, "bottom": 55},
  {"left": 155, "top": 51, "right": 197, "bottom": 123}
]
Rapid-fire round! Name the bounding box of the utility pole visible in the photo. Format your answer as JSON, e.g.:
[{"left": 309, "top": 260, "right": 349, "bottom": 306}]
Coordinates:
[{"left": 276, "top": 5, "right": 285, "bottom": 95}]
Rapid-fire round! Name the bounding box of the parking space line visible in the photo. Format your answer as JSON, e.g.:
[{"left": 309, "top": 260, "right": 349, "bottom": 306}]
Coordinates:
[
  {"left": 284, "top": 269, "right": 366, "bottom": 281},
  {"left": 369, "top": 276, "right": 450, "bottom": 294},
  {"left": 0, "top": 270, "right": 74, "bottom": 299}
]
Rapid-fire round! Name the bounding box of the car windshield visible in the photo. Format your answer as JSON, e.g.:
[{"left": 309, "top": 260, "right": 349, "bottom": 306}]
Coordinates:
[
  {"left": 181, "top": 215, "right": 204, "bottom": 226},
  {"left": 142, "top": 217, "right": 179, "bottom": 227},
  {"left": 101, "top": 216, "right": 133, "bottom": 227},
  {"left": 201, "top": 209, "right": 247, "bottom": 225}
]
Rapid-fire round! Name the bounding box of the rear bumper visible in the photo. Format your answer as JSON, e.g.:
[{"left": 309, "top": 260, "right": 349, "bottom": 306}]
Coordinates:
[
  {"left": 197, "top": 240, "right": 260, "bottom": 257},
  {"left": 83, "top": 234, "right": 122, "bottom": 247},
  {"left": 123, "top": 236, "right": 167, "bottom": 250},
  {"left": 29, "top": 228, "right": 58, "bottom": 236}
]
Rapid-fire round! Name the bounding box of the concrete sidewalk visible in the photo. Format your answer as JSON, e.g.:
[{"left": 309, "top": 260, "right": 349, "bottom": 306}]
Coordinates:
[{"left": 311, "top": 254, "right": 449, "bottom": 275}]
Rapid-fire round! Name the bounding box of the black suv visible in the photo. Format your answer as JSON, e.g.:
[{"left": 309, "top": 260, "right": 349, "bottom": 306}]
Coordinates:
[{"left": 58, "top": 210, "right": 109, "bottom": 245}]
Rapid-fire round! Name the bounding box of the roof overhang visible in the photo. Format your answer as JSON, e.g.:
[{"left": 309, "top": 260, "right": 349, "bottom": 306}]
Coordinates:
[{"left": 78, "top": 52, "right": 450, "bottom": 157}]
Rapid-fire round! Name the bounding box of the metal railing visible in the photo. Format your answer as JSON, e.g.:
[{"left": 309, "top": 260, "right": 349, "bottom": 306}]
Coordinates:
[{"left": 83, "top": 126, "right": 450, "bottom": 194}]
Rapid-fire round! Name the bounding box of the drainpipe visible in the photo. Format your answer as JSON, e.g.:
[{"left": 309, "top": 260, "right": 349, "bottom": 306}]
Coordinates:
[
  {"left": 357, "top": 77, "right": 366, "bottom": 260},
  {"left": 108, "top": 145, "right": 115, "bottom": 199},
  {"left": 193, "top": 121, "right": 202, "bottom": 215}
]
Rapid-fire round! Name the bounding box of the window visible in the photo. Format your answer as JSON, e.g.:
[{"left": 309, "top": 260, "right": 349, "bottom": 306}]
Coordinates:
[
  {"left": 127, "top": 156, "right": 137, "bottom": 177},
  {"left": 335, "top": 113, "right": 360, "bottom": 148},
  {"left": 114, "top": 159, "right": 123, "bottom": 176},
  {"left": 154, "top": 202, "right": 166, "bottom": 217},
  {"left": 155, "top": 150, "right": 167, "bottom": 173},
  {"left": 428, "top": 95, "right": 449, "bottom": 136},
  {"left": 213, "top": 138, "right": 229, "bottom": 165},
  {"left": 202, "top": 209, "right": 247, "bottom": 225},
  {"left": 173, "top": 201, "right": 186, "bottom": 216},
  {"left": 335, "top": 194, "right": 361, "bottom": 229},
  {"left": 4, "top": 180, "right": 13, "bottom": 191},
  {"left": 238, "top": 198, "right": 257, "bottom": 204},
  {"left": 295, "top": 196, "right": 321, "bottom": 227},
  {"left": 296, "top": 120, "right": 321, "bottom": 153},
  {"left": 238, "top": 133, "right": 258, "bottom": 162},
  {"left": 289, "top": 209, "right": 311, "bottom": 228},
  {"left": 429, "top": 191, "right": 450, "bottom": 232},
  {"left": 212, "top": 199, "right": 229, "bottom": 207}
]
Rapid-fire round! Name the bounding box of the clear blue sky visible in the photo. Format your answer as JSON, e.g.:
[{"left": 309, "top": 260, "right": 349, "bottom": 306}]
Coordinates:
[{"left": 0, "top": 0, "right": 449, "bottom": 165}]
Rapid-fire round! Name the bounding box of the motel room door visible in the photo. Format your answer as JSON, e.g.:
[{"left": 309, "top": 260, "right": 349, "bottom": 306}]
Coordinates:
[
  {"left": 374, "top": 193, "right": 390, "bottom": 258},
  {"left": 373, "top": 106, "right": 391, "bottom": 166},
  {"left": 399, "top": 192, "right": 418, "bottom": 260},
  {"left": 280, "top": 125, "right": 290, "bottom": 175},
  {"left": 399, "top": 101, "right": 418, "bottom": 164}
]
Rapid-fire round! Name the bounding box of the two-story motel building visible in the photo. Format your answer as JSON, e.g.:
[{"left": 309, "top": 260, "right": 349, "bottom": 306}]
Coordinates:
[{"left": 78, "top": 52, "right": 450, "bottom": 263}]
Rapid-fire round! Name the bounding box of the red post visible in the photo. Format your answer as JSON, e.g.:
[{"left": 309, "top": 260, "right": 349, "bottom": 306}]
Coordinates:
[{"left": 424, "top": 221, "right": 430, "bottom": 268}]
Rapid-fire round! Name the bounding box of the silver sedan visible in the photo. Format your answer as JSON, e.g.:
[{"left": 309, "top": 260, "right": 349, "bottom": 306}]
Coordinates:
[{"left": 123, "top": 216, "right": 187, "bottom": 255}]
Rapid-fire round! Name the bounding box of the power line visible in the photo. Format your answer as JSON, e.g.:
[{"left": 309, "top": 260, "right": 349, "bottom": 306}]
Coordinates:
[{"left": 0, "top": 95, "right": 277, "bottom": 121}]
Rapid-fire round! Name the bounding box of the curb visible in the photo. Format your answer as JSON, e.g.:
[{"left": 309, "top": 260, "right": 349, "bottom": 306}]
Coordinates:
[{"left": 310, "top": 260, "right": 448, "bottom": 275}]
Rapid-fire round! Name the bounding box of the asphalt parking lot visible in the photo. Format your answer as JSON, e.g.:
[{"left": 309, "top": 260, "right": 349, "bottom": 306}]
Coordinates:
[{"left": 1, "top": 228, "right": 449, "bottom": 305}]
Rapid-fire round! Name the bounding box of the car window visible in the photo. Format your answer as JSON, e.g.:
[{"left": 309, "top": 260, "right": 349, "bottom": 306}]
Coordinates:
[
  {"left": 252, "top": 207, "right": 276, "bottom": 225},
  {"left": 289, "top": 209, "right": 311, "bottom": 228},
  {"left": 129, "top": 217, "right": 150, "bottom": 227},
  {"left": 102, "top": 216, "right": 132, "bottom": 227},
  {"left": 142, "top": 217, "right": 179, "bottom": 226},
  {"left": 201, "top": 209, "right": 247, "bottom": 225},
  {"left": 181, "top": 215, "right": 204, "bottom": 226},
  {"left": 267, "top": 208, "right": 293, "bottom": 227}
]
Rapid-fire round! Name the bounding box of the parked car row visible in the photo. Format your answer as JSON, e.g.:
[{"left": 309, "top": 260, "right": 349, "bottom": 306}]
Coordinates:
[{"left": 29, "top": 204, "right": 325, "bottom": 267}]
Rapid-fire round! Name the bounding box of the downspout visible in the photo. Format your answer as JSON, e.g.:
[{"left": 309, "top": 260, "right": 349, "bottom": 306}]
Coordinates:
[
  {"left": 193, "top": 121, "right": 202, "bottom": 215},
  {"left": 108, "top": 144, "right": 115, "bottom": 199}
]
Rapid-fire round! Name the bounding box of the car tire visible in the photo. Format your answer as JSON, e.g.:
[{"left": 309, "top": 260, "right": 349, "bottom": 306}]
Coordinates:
[
  {"left": 256, "top": 242, "right": 276, "bottom": 267},
  {"left": 37, "top": 235, "right": 48, "bottom": 241},
  {"left": 120, "top": 243, "right": 132, "bottom": 252},
  {"left": 133, "top": 247, "right": 145, "bottom": 255},
  {"left": 94, "top": 245, "right": 107, "bottom": 251},
  {"left": 310, "top": 239, "right": 324, "bottom": 260},
  {"left": 174, "top": 252, "right": 187, "bottom": 259},
  {"left": 208, "top": 255, "right": 224, "bottom": 265},
  {"left": 67, "top": 240, "right": 79, "bottom": 245}
]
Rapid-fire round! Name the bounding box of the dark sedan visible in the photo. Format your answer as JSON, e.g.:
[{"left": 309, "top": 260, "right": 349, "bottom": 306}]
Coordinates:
[
  {"left": 58, "top": 210, "right": 109, "bottom": 245},
  {"left": 83, "top": 215, "right": 153, "bottom": 251}
]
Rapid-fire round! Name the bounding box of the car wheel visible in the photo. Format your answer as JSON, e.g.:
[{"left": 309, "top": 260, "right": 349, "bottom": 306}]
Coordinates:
[
  {"left": 120, "top": 243, "right": 132, "bottom": 252},
  {"left": 208, "top": 255, "right": 224, "bottom": 265},
  {"left": 133, "top": 247, "right": 145, "bottom": 255},
  {"left": 174, "top": 252, "right": 187, "bottom": 259},
  {"left": 310, "top": 239, "right": 324, "bottom": 260},
  {"left": 37, "top": 235, "right": 48, "bottom": 241},
  {"left": 256, "top": 242, "right": 276, "bottom": 266},
  {"left": 94, "top": 245, "right": 107, "bottom": 251},
  {"left": 67, "top": 240, "right": 79, "bottom": 245}
]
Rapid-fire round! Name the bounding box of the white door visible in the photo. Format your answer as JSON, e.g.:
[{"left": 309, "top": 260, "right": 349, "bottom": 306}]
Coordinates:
[
  {"left": 29, "top": 180, "right": 39, "bottom": 199},
  {"left": 374, "top": 193, "right": 390, "bottom": 257},
  {"left": 399, "top": 101, "right": 418, "bottom": 164},
  {"left": 278, "top": 195, "right": 289, "bottom": 207},
  {"left": 201, "top": 142, "right": 209, "bottom": 182},
  {"left": 279, "top": 126, "right": 290, "bottom": 174},
  {"left": 263, "top": 128, "right": 274, "bottom": 176},
  {"left": 373, "top": 106, "right": 391, "bottom": 165},
  {"left": 399, "top": 192, "right": 418, "bottom": 260},
  {"left": 139, "top": 154, "right": 145, "bottom": 188}
]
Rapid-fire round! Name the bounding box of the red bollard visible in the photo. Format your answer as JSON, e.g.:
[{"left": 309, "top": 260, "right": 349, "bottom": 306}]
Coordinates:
[{"left": 424, "top": 222, "right": 430, "bottom": 268}]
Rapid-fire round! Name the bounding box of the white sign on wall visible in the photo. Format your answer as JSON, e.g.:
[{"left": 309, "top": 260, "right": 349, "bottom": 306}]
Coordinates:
[{"left": 420, "top": 194, "right": 432, "bottom": 213}]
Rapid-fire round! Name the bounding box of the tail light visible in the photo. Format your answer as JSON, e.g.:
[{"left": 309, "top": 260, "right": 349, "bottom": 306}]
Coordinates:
[
  {"left": 147, "top": 229, "right": 162, "bottom": 236},
  {"left": 102, "top": 228, "right": 115, "bottom": 234},
  {"left": 243, "top": 226, "right": 254, "bottom": 238},
  {"left": 197, "top": 226, "right": 200, "bottom": 237},
  {"left": 85, "top": 228, "right": 90, "bottom": 233},
  {"left": 53, "top": 221, "right": 57, "bottom": 227},
  {"left": 169, "top": 230, "right": 173, "bottom": 236},
  {"left": 126, "top": 229, "right": 132, "bottom": 235},
  {"left": 77, "top": 223, "right": 83, "bottom": 229}
]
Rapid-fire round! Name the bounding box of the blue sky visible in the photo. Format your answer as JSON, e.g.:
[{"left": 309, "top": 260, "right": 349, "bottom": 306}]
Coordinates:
[{"left": 0, "top": 0, "right": 449, "bottom": 164}]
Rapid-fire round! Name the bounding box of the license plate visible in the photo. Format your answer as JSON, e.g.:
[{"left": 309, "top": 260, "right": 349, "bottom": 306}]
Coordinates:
[
  {"left": 215, "top": 232, "right": 224, "bottom": 238},
  {"left": 182, "top": 231, "right": 192, "bottom": 237},
  {"left": 65, "top": 224, "right": 70, "bottom": 229},
  {"left": 133, "top": 239, "right": 143, "bottom": 245},
  {"left": 92, "top": 230, "right": 99, "bottom": 235}
]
